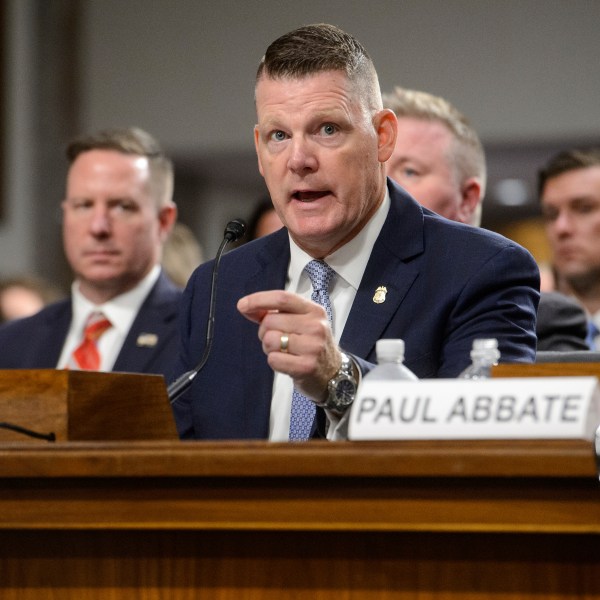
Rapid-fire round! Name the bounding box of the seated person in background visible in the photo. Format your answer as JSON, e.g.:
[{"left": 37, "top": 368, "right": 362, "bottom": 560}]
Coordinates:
[
  {"left": 246, "top": 197, "right": 284, "bottom": 240},
  {"left": 171, "top": 24, "right": 540, "bottom": 442},
  {"left": 382, "top": 86, "right": 485, "bottom": 226},
  {"left": 539, "top": 148, "right": 600, "bottom": 350},
  {"left": 162, "top": 222, "right": 204, "bottom": 288},
  {"left": 0, "top": 275, "right": 64, "bottom": 323},
  {"left": 0, "top": 127, "right": 181, "bottom": 376},
  {"left": 382, "top": 85, "right": 588, "bottom": 352}
]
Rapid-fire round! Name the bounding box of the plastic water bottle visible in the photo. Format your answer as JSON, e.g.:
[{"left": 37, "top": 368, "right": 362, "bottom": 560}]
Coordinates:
[
  {"left": 363, "top": 339, "right": 418, "bottom": 381},
  {"left": 459, "top": 338, "right": 500, "bottom": 379}
]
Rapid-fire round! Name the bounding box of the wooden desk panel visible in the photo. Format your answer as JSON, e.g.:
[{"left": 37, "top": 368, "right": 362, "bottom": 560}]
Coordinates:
[
  {"left": 1, "top": 530, "right": 599, "bottom": 600},
  {"left": 0, "top": 440, "right": 598, "bottom": 599}
]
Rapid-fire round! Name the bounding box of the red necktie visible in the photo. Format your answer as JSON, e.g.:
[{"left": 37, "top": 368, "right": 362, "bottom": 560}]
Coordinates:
[{"left": 72, "top": 312, "right": 112, "bottom": 370}]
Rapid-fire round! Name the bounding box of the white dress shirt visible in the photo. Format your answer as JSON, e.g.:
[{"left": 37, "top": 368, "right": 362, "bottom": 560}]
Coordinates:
[
  {"left": 269, "top": 190, "right": 390, "bottom": 441},
  {"left": 57, "top": 265, "right": 161, "bottom": 371}
]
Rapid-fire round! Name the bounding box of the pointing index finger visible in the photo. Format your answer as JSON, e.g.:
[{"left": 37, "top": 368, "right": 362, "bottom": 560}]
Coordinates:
[{"left": 237, "top": 290, "right": 313, "bottom": 323}]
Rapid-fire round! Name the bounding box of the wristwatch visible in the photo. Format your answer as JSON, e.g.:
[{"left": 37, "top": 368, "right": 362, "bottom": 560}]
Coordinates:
[{"left": 319, "top": 352, "right": 359, "bottom": 413}]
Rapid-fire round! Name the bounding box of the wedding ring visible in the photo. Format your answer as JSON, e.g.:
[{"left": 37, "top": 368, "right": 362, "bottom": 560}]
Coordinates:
[{"left": 280, "top": 333, "right": 289, "bottom": 353}]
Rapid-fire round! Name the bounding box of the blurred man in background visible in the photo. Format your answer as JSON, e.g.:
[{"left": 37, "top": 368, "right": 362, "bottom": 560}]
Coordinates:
[
  {"left": 383, "top": 86, "right": 485, "bottom": 226},
  {"left": 383, "top": 86, "right": 588, "bottom": 352},
  {"left": 0, "top": 275, "right": 64, "bottom": 323},
  {"left": 539, "top": 148, "right": 600, "bottom": 349},
  {"left": 0, "top": 127, "right": 181, "bottom": 375}
]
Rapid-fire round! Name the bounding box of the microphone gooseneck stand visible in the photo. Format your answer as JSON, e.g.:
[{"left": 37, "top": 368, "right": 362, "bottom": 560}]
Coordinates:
[{"left": 168, "top": 219, "right": 246, "bottom": 404}]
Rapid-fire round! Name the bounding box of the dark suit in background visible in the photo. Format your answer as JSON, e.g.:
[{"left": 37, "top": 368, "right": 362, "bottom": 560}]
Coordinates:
[
  {"left": 0, "top": 272, "right": 181, "bottom": 376},
  {"left": 536, "top": 291, "right": 589, "bottom": 352},
  {"left": 171, "top": 181, "right": 540, "bottom": 440}
]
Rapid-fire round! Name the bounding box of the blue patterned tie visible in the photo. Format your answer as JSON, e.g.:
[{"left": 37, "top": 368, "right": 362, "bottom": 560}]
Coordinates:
[
  {"left": 288, "top": 260, "right": 336, "bottom": 441},
  {"left": 586, "top": 321, "right": 599, "bottom": 350}
]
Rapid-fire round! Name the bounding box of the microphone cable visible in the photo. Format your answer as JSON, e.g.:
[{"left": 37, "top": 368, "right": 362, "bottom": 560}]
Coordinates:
[{"left": 168, "top": 219, "right": 246, "bottom": 403}]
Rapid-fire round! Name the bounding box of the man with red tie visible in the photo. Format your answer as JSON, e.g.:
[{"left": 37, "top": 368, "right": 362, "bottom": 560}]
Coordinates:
[{"left": 0, "top": 127, "right": 181, "bottom": 376}]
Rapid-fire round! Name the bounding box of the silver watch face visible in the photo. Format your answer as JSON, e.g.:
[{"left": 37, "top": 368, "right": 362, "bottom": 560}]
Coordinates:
[
  {"left": 334, "top": 378, "right": 356, "bottom": 406},
  {"left": 334, "top": 376, "right": 356, "bottom": 406},
  {"left": 324, "top": 353, "right": 357, "bottom": 411}
]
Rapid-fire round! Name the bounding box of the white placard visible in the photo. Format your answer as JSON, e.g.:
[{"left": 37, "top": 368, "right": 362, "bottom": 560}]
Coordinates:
[{"left": 348, "top": 377, "right": 599, "bottom": 441}]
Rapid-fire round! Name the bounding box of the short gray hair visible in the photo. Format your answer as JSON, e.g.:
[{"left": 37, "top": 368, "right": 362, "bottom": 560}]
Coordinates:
[{"left": 383, "top": 87, "right": 487, "bottom": 197}]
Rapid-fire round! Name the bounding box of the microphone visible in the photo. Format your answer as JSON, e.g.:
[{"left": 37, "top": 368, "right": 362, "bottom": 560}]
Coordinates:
[
  {"left": 224, "top": 219, "right": 246, "bottom": 243},
  {"left": 168, "top": 218, "right": 246, "bottom": 404}
]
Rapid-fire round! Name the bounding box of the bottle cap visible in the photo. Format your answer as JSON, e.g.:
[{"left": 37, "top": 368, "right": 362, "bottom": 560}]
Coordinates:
[
  {"left": 471, "top": 338, "right": 500, "bottom": 361},
  {"left": 376, "top": 339, "right": 405, "bottom": 362},
  {"left": 472, "top": 338, "right": 498, "bottom": 351}
]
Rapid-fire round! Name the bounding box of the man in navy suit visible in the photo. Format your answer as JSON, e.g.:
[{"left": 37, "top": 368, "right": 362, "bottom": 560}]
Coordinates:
[
  {"left": 0, "top": 127, "right": 181, "bottom": 377},
  {"left": 170, "top": 24, "right": 539, "bottom": 441}
]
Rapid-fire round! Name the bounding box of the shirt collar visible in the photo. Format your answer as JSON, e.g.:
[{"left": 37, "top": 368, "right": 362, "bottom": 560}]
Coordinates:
[{"left": 71, "top": 265, "right": 161, "bottom": 335}]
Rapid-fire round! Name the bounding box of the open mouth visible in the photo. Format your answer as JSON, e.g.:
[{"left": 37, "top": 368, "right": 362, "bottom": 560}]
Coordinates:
[{"left": 292, "top": 190, "right": 330, "bottom": 202}]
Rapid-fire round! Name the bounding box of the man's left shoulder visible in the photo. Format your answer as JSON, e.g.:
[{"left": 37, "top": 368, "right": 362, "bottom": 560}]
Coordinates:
[{"left": 426, "top": 213, "right": 532, "bottom": 257}]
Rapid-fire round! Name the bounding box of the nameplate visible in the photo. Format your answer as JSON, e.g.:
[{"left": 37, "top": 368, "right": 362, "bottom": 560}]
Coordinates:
[{"left": 348, "top": 377, "right": 599, "bottom": 441}]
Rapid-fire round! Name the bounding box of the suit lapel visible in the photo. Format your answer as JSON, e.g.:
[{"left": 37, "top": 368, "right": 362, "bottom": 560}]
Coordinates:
[
  {"left": 37, "top": 301, "right": 73, "bottom": 367},
  {"left": 340, "top": 180, "right": 425, "bottom": 362},
  {"left": 245, "top": 229, "right": 291, "bottom": 294},
  {"left": 113, "top": 273, "right": 180, "bottom": 373},
  {"left": 240, "top": 231, "right": 290, "bottom": 437}
]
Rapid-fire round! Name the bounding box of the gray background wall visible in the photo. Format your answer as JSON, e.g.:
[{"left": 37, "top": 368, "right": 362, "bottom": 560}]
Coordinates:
[{"left": 2, "top": 0, "right": 599, "bottom": 288}]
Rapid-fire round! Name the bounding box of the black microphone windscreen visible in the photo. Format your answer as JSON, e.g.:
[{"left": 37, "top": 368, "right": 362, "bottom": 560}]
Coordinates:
[{"left": 224, "top": 219, "right": 246, "bottom": 242}]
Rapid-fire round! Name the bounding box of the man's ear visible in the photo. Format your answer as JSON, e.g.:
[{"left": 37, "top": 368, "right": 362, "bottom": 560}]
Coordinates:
[
  {"left": 374, "top": 109, "right": 398, "bottom": 163},
  {"left": 254, "top": 125, "right": 265, "bottom": 177},
  {"left": 459, "top": 177, "right": 483, "bottom": 226},
  {"left": 158, "top": 204, "right": 178, "bottom": 240}
]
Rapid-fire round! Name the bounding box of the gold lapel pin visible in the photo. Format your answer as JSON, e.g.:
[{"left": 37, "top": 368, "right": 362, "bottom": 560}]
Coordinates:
[
  {"left": 137, "top": 333, "right": 158, "bottom": 347},
  {"left": 373, "top": 286, "right": 387, "bottom": 304}
]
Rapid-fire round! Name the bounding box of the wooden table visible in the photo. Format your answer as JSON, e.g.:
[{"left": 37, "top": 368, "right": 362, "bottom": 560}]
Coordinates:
[{"left": 1, "top": 439, "right": 599, "bottom": 599}]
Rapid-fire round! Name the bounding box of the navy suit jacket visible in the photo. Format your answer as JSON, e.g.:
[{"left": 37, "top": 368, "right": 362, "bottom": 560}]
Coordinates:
[
  {"left": 0, "top": 271, "right": 182, "bottom": 377},
  {"left": 171, "top": 180, "right": 540, "bottom": 440}
]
